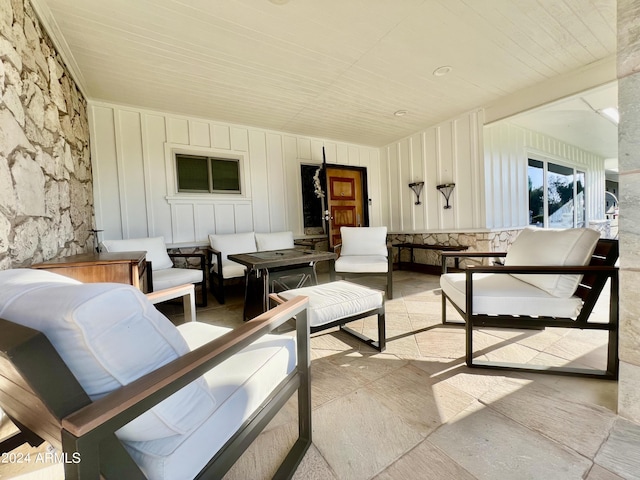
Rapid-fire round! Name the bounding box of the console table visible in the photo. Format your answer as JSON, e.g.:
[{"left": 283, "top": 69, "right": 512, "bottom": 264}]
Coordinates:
[
  {"left": 32, "top": 252, "right": 149, "bottom": 291},
  {"left": 393, "top": 243, "right": 469, "bottom": 272}
]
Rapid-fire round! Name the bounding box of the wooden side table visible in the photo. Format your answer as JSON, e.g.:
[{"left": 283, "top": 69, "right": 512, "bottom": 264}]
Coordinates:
[{"left": 32, "top": 252, "right": 149, "bottom": 291}]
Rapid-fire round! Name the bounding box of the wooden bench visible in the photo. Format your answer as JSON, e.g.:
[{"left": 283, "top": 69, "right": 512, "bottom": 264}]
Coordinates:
[{"left": 393, "top": 243, "right": 469, "bottom": 272}]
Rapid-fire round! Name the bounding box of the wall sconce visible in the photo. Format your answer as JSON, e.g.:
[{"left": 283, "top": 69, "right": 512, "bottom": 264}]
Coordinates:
[
  {"left": 436, "top": 183, "right": 455, "bottom": 209},
  {"left": 408, "top": 181, "right": 425, "bottom": 205}
]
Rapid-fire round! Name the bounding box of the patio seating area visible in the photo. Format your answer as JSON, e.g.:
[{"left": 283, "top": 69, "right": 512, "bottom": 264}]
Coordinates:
[
  {"left": 136, "top": 271, "right": 640, "bottom": 479},
  {"left": 4, "top": 270, "right": 637, "bottom": 480}
]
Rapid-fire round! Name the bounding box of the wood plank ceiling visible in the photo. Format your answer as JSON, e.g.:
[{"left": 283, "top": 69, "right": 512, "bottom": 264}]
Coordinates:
[{"left": 34, "top": 0, "right": 616, "bottom": 147}]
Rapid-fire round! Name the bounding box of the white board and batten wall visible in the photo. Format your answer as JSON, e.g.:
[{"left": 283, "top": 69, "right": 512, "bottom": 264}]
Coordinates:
[
  {"left": 89, "top": 102, "right": 382, "bottom": 246},
  {"left": 90, "top": 101, "right": 607, "bottom": 245},
  {"left": 380, "top": 110, "right": 486, "bottom": 233},
  {"left": 380, "top": 109, "right": 606, "bottom": 233},
  {"left": 483, "top": 121, "right": 606, "bottom": 229}
]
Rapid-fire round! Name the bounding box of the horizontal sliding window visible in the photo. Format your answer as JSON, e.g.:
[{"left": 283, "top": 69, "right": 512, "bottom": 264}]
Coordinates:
[{"left": 176, "top": 153, "right": 241, "bottom": 194}]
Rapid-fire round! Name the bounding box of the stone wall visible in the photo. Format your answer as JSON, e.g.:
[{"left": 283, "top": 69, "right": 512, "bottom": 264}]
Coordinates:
[
  {"left": 617, "top": 0, "right": 640, "bottom": 423},
  {"left": 388, "top": 230, "right": 521, "bottom": 269},
  {"left": 0, "top": 0, "right": 92, "bottom": 270}
]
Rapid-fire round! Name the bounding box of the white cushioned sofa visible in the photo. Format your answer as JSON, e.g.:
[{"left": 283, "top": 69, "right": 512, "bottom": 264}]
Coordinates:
[
  {"left": 0, "top": 268, "right": 311, "bottom": 479},
  {"left": 440, "top": 227, "right": 619, "bottom": 378},
  {"left": 208, "top": 231, "right": 311, "bottom": 304}
]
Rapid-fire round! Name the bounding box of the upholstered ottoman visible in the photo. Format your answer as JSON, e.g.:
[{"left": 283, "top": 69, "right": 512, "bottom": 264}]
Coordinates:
[{"left": 274, "top": 280, "right": 386, "bottom": 351}]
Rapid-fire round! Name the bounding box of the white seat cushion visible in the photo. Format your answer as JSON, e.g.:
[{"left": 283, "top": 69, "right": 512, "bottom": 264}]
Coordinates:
[
  {"left": 208, "top": 232, "right": 257, "bottom": 267},
  {"left": 504, "top": 227, "right": 600, "bottom": 298},
  {"left": 440, "top": 272, "right": 584, "bottom": 318},
  {"left": 278, "top": 280, "right": 383, "bottom": 327},
  {"left": 221, "top": 263, "right": 246, "bottom": 279},
  {"left": 101, "top": 237, "right": 174, "bottom": 271},
  {"left": 0, "top": 269, "right": 216, "bottom": 442},
  {"left": 335, "top": 255, "right": 388, "bottom": 273},
  {"left": 123, "top": 321, "right": 296, "bottom": 480},
  {"left": 255, "top": 231, "right": 294, "bottom": 251},
  {"left": 152, "top": 267, "right": 203, "bottom": 291},
  {"left": 340, "top": 226, "right": 388, "bottom": 256}
]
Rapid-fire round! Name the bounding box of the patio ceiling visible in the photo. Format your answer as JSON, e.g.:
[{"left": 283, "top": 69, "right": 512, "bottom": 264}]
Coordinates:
[{"left": 33, "top": 0, "right": 617, "bottom": 152}]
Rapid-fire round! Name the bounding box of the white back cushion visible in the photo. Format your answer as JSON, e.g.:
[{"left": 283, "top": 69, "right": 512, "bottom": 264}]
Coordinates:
[
  {"left": 0, "top": 269, "right": 216, "bottom": 442},
  {"left": 101, "top": 236, "right": 173, "bottom": 271},
  {"left": 255, "top": 231, "right": 294, "bottom": 251},
  {"left": 504, "top": 227, "right": 600, "bottom": 298},
  {"left": 340, "top": 226, "right": 388, "bottom": 256},
  {"left": 208, "top": 232, "right": 257, "bottom": 267}
]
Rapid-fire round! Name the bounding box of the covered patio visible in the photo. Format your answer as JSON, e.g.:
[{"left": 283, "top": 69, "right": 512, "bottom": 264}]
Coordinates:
[{"left": 1, "top": 0, "right": 640, "bottom": 478}]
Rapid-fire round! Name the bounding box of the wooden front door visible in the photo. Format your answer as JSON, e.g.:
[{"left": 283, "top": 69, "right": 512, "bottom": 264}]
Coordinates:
[{"left": 325, "top": 166, "right": 368, "bottom": 248}]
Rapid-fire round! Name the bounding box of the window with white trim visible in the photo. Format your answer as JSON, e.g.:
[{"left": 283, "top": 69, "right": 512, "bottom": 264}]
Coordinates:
[
  {"left": 528, "top": 158, "right": 585, "bottom": 228},
  {"left": 175, "top": 153, "right": 241, "bottom": 194}
]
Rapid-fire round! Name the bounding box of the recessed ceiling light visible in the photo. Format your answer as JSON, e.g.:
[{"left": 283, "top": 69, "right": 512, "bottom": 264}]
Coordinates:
[
  {"left": 394, "top": 110, "right": 408, "bottom": 117},
  {"left": 433, "top": 65, "right": 453, "bottom": 77}
]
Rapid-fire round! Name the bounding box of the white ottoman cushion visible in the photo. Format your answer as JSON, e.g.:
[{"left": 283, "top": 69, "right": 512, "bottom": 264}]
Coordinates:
[
  {"left": 123, "top": 321, "right": 296, "bottom": 480},
  {"left": 278, "top": 280, "right": 383, "bottom": 327},
  {"left": 440, "top": 272, "right": 584, "bottom": 318}
]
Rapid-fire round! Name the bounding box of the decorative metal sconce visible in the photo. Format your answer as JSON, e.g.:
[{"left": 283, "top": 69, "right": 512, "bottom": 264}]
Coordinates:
[
  {"left": 408, "top": 181, "right": 425, "bottom": 205},
  {"left": 436, "top": 183, "right": 456, "bottom": 209}
]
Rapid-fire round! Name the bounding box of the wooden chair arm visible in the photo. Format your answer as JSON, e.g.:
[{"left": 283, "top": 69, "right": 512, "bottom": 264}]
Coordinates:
[
  {"left": 145, "top": 284, "right": 194, "bottom": 304},
  {"left": 269, "top": 292, "right": 286, "bottom": 305},
  {"left": 62, "top": 296, "right": 309, "bottom": 438}
]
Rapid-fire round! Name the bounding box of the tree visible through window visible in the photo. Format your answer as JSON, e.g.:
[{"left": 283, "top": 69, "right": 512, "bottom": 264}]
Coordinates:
[{"left": 528, "top": 158, "right": 585, "bottom": 228}]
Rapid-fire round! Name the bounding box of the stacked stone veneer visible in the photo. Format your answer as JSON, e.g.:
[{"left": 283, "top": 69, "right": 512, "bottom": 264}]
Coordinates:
[
  {"left": 0, "top": 0, "right": 93, "bottom": 270},
  {"left": 617, "top": 0, "right": 640, "bottom": 423},
  {"left": 388, "top": 230, "right": 521, "bottom": 269}
]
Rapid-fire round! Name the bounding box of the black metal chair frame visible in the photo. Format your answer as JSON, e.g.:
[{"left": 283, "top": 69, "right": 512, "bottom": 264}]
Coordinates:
[
  {"left": 334, "top": 244, "right": 394, "bottom": 300},
  {"left": 271, "top": 291, "right": 386, "bottom": 352},
  {"left": 441, "top": 238, "right": 619, "bottom": 379},
  {"left": 208, "top": 247, "right": 241, "bottom": 305},
  {"left": 0, "top": 297, "right": 311, "bottom": 479}
]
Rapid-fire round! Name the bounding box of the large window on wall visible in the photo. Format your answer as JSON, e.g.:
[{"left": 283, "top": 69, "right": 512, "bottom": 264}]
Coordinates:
[
  {"left": 175, "top": 153, "right": 241, "bottom": 194},
  {"left": 528, "top": 158, "right": 585, "bottom": 228}
]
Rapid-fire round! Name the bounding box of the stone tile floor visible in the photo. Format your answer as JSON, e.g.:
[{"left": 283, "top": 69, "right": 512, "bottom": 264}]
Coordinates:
[{"left": 2, "top": 270, "right": 639, "bottom": 479}]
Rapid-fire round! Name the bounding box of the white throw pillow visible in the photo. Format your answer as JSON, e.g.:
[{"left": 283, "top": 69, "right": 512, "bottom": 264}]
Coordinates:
[
  {"left": 504, "top": 227, "right": 600, "bottom": 298},
  {"left": 101, "top": 236, "right": 174, "bottom": 271},
  {"left": 208, "top": 232, "right": 257, "bottom": 267},
  {"left": 255, "top": 231, "right": 294, "bottom": 251},
  {"left": 0, "top": 269, "right": 216, "bottom": 442},
  {"left": 340, "top": 226, "right": 388, "bottom": 257}
]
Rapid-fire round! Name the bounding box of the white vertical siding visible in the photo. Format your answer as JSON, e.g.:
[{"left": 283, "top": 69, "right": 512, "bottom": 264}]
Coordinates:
[
  {"left": 381, "top": 110, "right": 486, "bottom": 232},
  {"left": 90, "top": 102, "right": 381, "bottom": 244},
  {"left": 483, "top": 122, "right": 606, "bottom": 229}
]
